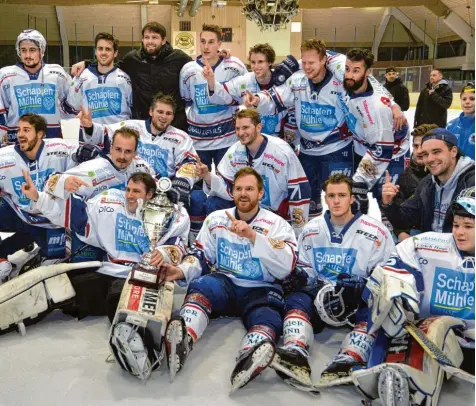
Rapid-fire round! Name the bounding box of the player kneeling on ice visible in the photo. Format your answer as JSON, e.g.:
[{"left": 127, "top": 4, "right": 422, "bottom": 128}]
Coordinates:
[
  {"left": 353, "top": 187, "right": 475, "bottom": 406},
  {"left": 160, "top": 167, "right": 297, "bottom": 393},
  {"left": 15, "top": 172, "right": 188, "bottom": 326},
  {"left": 272, "top": 174, "right": 395, "bottom": 391}
]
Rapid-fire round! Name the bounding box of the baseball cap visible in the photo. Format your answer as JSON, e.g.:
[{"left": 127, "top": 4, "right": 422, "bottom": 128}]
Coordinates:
[
  {"left": 385, "top": 67, "right": 397, "bottom": 73},
  {"left": 421, "top": 128, "right": 458, "bottom": 147}
]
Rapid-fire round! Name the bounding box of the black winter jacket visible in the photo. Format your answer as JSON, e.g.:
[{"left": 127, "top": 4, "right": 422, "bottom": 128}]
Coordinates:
[
  {"left": 117, "top": 43, "right": 192, "bottom": 131},
  {"left": 414, "top": 79, "right": 453, "bottom": 128},
  {"left": 381, "top": 158, "right": 475, "bottom": 234},
  {"left": 384, "top": 77, "right": 410, "bottom": 111}
]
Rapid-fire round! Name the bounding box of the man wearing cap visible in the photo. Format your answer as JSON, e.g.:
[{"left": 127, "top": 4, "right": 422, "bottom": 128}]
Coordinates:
[
  {"left": 384, "top": 67, "right": 409, "bottom": 111},
  {"left": 380, "top": 127, "right": 474, "bottom": 234}
]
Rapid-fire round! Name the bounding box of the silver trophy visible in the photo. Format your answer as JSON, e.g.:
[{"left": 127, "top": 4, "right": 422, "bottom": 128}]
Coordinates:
[{"left": 129, "top": 177, "right": 180, "bottom": 288}]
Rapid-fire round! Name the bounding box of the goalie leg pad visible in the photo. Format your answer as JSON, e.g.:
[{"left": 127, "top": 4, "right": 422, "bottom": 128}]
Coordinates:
[
  {"left": 108, "top": 278, "right": 174, "bottom": 380},
  {"left": 0, "top": 261, "right": 101, "bottom": 334}
]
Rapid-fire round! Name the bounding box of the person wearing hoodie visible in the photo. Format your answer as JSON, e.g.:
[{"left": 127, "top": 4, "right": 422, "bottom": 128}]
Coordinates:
[
  {"left": 414, "top": 68, "right": 453, "bottom": 128},
  {"left": 383, "top": 67, "right": 409, "bottom": 111},
  {"left": 380, "top": 128, "right": 474, "bottom": 234},
  {"left": 71, "top": 22, "right": 192, "bottom": 132},
  {"left": 447, "top": 82, "right": 475, "bottom": 160},
  {"left": 392, "top": 123, "right": 437, "bottom": 241}
]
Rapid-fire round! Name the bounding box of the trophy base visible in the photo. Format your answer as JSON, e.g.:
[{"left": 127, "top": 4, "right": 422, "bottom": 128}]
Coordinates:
[{"left": 129, "top": 262, "right": 165, "bottom": 290}]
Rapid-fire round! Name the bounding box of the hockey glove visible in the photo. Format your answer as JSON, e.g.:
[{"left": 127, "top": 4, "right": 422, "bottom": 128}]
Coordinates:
[
  {"left": 335, "top": 273, "right": 367, "bottom": 307},
  {"left": 272, "top": 55, "right": 300, "bottom": 86},
  {"left": 282, "top": 266, "right": 309, "bottom": 296},
  {"left": 352, "top": 182, "right": 369, "bottom": 214},
  {"left": 171, "top": 177, "right": 191, "bottom": 208},
  {"left": 72, "top": 144, "right": 103, "bottom": 164}
]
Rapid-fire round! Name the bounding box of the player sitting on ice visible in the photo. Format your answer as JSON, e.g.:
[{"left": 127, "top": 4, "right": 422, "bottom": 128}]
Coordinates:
[
  {"left": 356, "top": 187, "right": 475, "bottom": 406},
  {"left": 271, "top": 173, "right": 395, "bottom": 391},
  {"left": 159, "top": 167, "right": 297, "bottom": 393},
  {"left": 20, "top": 171, "right": 189, "bottom": 321}
]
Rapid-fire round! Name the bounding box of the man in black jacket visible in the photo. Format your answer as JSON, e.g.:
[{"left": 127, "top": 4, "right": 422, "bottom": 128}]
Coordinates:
[
  {"left": 72, "top": 22, "right": 192, "bottom": 131},
  {"left": 380, "top": 128, "right": 474, "bottom": 234},
  {"left": 414, "top": 68, "right": 453, "bottom": 128},
  {"left": 384, "top": 67, "right": 409, "bottom": 111}
]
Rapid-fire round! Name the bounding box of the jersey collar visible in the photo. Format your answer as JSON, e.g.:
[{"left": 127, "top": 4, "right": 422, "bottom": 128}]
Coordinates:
[
  {"left": 324, "top": 210, "right": 362, "bottom": 243},
  {"left": 16, "top": 61, "right": 44, "bottom": 80},
  {"left": 145, "top": 119, "right": 165, "bottom": 139},
  {"left": 196, "top": 55, "right": 224, "bottom": 70},
  {"left": 88, "top": 63, "right": 118, "bottom": 81},
  {"left": 308, "top": 68, "right": 333, "bottom": 99},
  {"left": 234, "top": 207, "right": 261, "bottom": 224},
  {"left": 246, "top": 135, "right": 268, "bottom": 166},
  {"left": 349, "top": 79, "right": 374, "bottom": 99}
]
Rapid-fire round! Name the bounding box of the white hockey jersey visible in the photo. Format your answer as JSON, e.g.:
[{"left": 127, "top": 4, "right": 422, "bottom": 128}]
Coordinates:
[
  {"left": 34, "top": 188, "right": 190, "bottom": 278},
  {"left": 382, "top": 232, "right": 474, "bottom": 338},
  {"left": 298, "top": 211, "right": 395, "bottom": 282},
  {"left": 44, "top": 154, "right": 153, "bottom": 200},
  {"left": 67, "top": 64, "right": 132, "bottom": 125},
  {"left": 178, "top": 207, "right": 297, "bottom": 288},
  {"left": 0, "top": 139, "right": 77, "bottom": 227},
  {"left": 0, "top": 63, "right": 77, "bottom": 142},
  {"left": 83, "top": 120, "right": 199, "bottom": 188},
  {"left": 208, "top": 71, "right": 287, "bottom": 137},
  {"left": 179, "top": 56, "right": 247, "bottom": 151},
  {"left": 205, "top": 135, "right": 311, "bottom": 235},
  {"left": 342, "top": 82, "right": 410, "bottom": 189},
  {"left": 256, "top": 68, "right": 351, "bottom": 156}
]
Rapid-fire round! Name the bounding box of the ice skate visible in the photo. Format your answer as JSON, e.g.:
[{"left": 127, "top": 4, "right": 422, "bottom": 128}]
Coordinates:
[
  {"left": 317, "top": 353, "right": 364, "bottom": 385},
  {"left": 229, "top": 340, "right": 275, "bottom": 395},
  {"left": 165, "top": 315, "right": 193, "bottom": 383}
]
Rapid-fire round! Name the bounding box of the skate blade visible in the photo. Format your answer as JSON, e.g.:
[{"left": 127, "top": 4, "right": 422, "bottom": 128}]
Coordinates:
[
  {"left": 314, "top": 375, "right": 354, "bottom": 388},
  {"left": 229, "top": 342, "right": 275, "bottom": 395},
  {"left": 166, "top": 321, "right": 183, "bottom": 384},
  {"left": 270, "top": 359, "right": 319, "bottom": 395}
]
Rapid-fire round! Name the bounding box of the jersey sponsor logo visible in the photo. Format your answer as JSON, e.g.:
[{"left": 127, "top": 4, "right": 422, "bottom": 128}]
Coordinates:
[
  {"left": 194, "top": 83, "right": 228, "bottom": 115},
  {"left": 14, "top": 83, "right": 56, "bottom": 116},
  {"left": 356, "top": 229, "right": 378, "bottom": 242},
  {"left": 99, "top": 206, "right": 115, "bottom": 213},
  {"left": 359, "top": 219, "right": 389, "bottom": 239},
  {"left": 12, "top": 168, "right": 54, "bottom": 206},
  {"left": 261, "top": 115, "right": 279, "bottom": 135},
  {"left": 362, "top": 100, "right": 375, "bottom": 125},
  {"left": 300, "top": 102, "right": 338, "bottom": 133},
  {"left": 312, "top": 247, "right": 357, "bottom": 281},
  {"left": 85, "top": 86, "right": 122, "bottom": 119},
  {"left": 0, "top": 154, "right": 16, "bottom": 170},
  {"left": 329, "top": 162, "right": 352, "bottom": 177},
  {"left": 46, "top": 151, "right": 69, "bottom": 158},
  {"left": 223, "top": 66, "right": 242, "bottom": 76},
  {"left": 430, "top": 266, "right": 475, "bottom": 321},
  {"left": 252, "top": 225, "right": 269, "bottom": 235},
  {"left": 115, "top": 213, "right": 150, "bottom": 254},
  {"left": 137, "top": 141, "right": 169, "bottom": 177},
  {"left": 217, "top": 237, "right": 264, "bottom": 280},
  {"left": 48, "top": 232, "right": 66, "bottom": 246},
  {"left": 88, "top": 167, "right": 115, "bottom": 186}
]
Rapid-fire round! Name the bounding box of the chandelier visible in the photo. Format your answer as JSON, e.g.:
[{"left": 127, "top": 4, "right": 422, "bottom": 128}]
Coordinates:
[{"left": 241, "top": 0, "right": 300, "bottom": 32}]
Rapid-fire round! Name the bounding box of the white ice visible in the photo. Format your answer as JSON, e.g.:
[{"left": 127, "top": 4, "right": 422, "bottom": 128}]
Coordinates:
[{"left": 1, "top": 108, "right": 473, "bottom": 406}]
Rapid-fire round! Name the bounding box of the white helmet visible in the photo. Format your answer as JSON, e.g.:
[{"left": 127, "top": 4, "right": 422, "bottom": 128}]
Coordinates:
[
  {"left": 314, "top": 283, "right": 358, "bottom": 327},
  {"left": 16, "top": 29, "right": 46, "bottom": 58}
]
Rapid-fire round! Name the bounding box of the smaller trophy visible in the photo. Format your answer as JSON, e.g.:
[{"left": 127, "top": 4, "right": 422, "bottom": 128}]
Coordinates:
[{"left": 129, "top": 178, "right": 179, "bottom": 289}]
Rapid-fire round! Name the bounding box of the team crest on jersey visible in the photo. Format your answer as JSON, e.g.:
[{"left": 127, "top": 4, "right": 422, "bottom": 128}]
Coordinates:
[
  {"left": 47, "top": 174, "right": 60, "bottom": 192},
  {"left": 165, "top": 246, "right": 181, "bottom": 265},
  {"left": 430, "top": 266, "right": 475, "bottom": 320},
  {"left": 268, "top": 237, "right": 286, "bottom": 250},
  {"left": 177, "top": 163, "right": 196, "bottom": 178},
  {"left": 358, "top": 159, "right": 378, "bottom": 178},
  {"left": 292, "top": 208, "right": 306, "bottom": 227}
]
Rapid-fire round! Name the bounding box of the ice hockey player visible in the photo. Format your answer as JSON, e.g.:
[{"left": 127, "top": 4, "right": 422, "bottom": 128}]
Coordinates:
[
  {"left": 354, "top": 187, "right": 475, "bottom": 405},
  {"left": 21, "top": 171, "right": 189, "bottom": 321},
  {"left": 195, "top": 109, "right": 311, "bottom": 237},
  {"left": 179, "top": 23, "right": 247, "bottom": 169},
  {"left": 78, "top": 92, "right": 199, "bottom": 208},
  {"left": 67, "top": 32, "right": 132, "bottom": 142},
  {"left": 203, "top": 43, "right": 299, "bottom": 137},
  {"left": 341, "top": 48, "right": 410, "bottom": 214},
  {"left": 158, "top": 167, "right": 297, "bottom": 393},
  {"left": 0, "top": 29, "right": 77, "bottom": 143},
  {"left": 271, "top": 173, "right": 395, "bottom": 390},
  {"left": 0, "top": 113, "right": 87, "bottom": 283}
]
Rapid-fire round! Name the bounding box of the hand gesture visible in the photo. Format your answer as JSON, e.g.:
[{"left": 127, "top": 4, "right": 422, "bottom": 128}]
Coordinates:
[
  {"left": 21, "top": 170, "right": 39, "bottom": 202},
  {"left": 218, "top": 48, "right": 231, "bottom": 58},
  {"left": 64, "top": 176, "right": 89, "bottom": 194},
  {"left": 226, "top": 210, "right": 256, "bottom": 242},
  {"left": 149, "top": 250, "right": 164, "bottom": 268},
  {"left": 202, "top": 60, "right": 215, "bottom": 91},
  {"left": 381, "top": 170, "right": 400, "bottom": 205},
  {"left": 161, "top": 263, "right": 185, "bottom": 282},
  {"left": 195, "top": 155, "right": 210, "bottom": 183},
  {"left": 243, "top": 90, "right": 260, "bottom": 108},
  {"left": 77, "top": 105, "right": 93, "bottom": 128},
  {"left": 71, "top": 61, "right": 86, "bottom": 77}
]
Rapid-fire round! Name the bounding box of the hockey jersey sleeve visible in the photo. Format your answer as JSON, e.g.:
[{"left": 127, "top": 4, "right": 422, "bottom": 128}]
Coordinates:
[
  {"left": 0, "top": 70, "right": 11, "bottom": 141},
  {"left": 204, "top": 146, "right": 235, "bottom": 200},
  {"left": 284, "top": 146, "right": 311, "bottom": 236},
  {"left": 154, "top": 206, "right": 190, "bottom": 264},
  {"left": 365, "top": 224, "right": 397, "bottom": 274},
  {"left": 174, "top": 137, "right": 200, "bottom": 188},
  {"left": 179, "top": 65, "right": 193, "bottom": 108},
  {"left": 256, "top": 79, "right": 296, "bottom": 116},
  {"left": 296, "top": 226, "right": 319, "bottom": 279},
  {"left": 352, "top": 96, "right": 395, "bottom": 189},
  {"left": 55, "top": 66, "right": 79, "bottom": 118},
  {"left": 208, "top": 75, "right": 246, "bottom": 106},
  {"left": 82, "top": 122, "right": 116, "bottom": 150},
  {"left": 249, "top": 218, "right": 297, "bottom": 281}
]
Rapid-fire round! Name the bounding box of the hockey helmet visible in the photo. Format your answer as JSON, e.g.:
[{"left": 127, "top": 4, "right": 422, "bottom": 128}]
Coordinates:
[
  {"left": 16, "top": 29, "right": 46, "bottom": 58},
  {"left": 452, "top": 187, "right": 475, "bottom": 218},
  {"left": 314, "top": 283, "right": 358, "bottom": 327}
]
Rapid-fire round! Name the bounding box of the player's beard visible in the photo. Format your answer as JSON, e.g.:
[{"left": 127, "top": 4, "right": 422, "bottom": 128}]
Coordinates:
[
  {"left": 344, "top": 76, "right": 366, "bottom": 92},
  {"left": 234, "top": 195, "right": 259, "bottom": 214},
  {"left": 18, "top": 134, "right": 40, "bottom": 152},
  {"left": 22, "top": 59, "right": 41, "bottom": 70}
]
